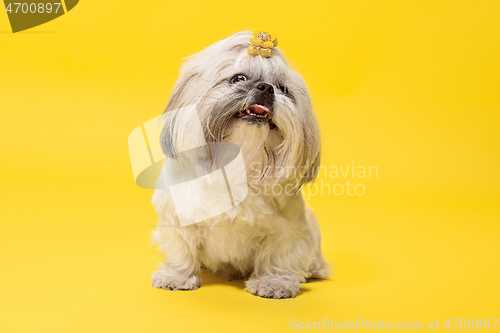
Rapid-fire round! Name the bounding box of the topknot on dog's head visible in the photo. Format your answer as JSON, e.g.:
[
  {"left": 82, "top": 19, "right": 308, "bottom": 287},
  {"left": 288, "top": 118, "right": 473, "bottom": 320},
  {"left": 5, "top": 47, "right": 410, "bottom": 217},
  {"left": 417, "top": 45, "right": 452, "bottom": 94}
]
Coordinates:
[{"left": 184, "top": 32, "right": 287, "bottom": 80}]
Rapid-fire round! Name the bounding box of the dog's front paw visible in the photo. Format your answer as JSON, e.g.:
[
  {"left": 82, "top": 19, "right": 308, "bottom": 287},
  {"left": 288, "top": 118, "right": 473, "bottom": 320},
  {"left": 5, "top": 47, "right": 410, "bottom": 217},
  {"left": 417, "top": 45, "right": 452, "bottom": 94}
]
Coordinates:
[
  {"left": 245, "top": 277, "right": 300, "bottom": 299},
  {"left": 152, "top": 267, "right": 201, "bottom": 291}
]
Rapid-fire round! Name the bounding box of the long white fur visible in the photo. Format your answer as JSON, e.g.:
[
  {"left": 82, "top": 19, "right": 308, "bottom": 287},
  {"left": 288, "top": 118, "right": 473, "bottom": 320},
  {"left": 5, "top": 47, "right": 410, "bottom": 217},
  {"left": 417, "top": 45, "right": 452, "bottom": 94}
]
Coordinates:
[{"left": 151, "top": 31, "right": 328, "bottom": 298}]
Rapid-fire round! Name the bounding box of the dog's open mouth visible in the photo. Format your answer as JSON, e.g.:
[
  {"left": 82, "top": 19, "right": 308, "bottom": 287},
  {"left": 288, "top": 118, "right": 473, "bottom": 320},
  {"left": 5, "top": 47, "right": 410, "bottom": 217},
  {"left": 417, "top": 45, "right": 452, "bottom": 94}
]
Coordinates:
[
  {"left": 244, "top": 104, "right": 270, "bottom": 118},
  {"left": 237, "top": 104, "right": 276, "bottom": 128}
]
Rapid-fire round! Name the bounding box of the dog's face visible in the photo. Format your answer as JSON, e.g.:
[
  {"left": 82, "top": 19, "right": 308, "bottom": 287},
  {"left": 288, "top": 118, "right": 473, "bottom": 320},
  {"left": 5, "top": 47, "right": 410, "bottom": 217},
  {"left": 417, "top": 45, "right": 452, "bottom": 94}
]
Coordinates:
[{"left": 161, "top": 31, "right": 321, "bottom": 189}]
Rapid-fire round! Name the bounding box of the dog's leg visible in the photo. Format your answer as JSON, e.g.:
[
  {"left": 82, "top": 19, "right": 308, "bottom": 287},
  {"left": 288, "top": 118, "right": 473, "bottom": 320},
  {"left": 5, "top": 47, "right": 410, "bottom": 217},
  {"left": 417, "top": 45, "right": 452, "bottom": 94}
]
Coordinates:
[
  {"left": 306, "top": 207, "right": 329, "bottom": 280},
  {"left": 245, "top": 272, "right": 303, "bottom": 299},
  {"left": 308, "top": 247, "right": 329, "bottom": 280},
  {"left": 244, "top": 242, "right": 308, "bottom": 298},
  {"left": 244, "top": 220, "right": 315, "bottom": 299},
  {"left": 152, "top": 227, "right": 201, "bottom": 291}
]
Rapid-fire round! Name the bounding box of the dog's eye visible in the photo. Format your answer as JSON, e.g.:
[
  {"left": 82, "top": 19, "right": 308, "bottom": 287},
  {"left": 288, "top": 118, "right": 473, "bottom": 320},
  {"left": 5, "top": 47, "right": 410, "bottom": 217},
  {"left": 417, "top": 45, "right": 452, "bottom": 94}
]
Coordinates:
[
  {"left": 278, "top": 84, "right": 289, "bottom": 95},
  {"left": 230, "top": 74, "right": 247, "bottom": 84}
]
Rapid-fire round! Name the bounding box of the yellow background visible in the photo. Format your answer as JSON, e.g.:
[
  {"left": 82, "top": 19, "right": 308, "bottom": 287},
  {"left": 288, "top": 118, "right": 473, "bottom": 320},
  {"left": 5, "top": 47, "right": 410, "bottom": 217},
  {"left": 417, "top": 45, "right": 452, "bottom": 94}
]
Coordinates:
[{"left": 1, "top": 0, "right": 499, "bottom": 332}]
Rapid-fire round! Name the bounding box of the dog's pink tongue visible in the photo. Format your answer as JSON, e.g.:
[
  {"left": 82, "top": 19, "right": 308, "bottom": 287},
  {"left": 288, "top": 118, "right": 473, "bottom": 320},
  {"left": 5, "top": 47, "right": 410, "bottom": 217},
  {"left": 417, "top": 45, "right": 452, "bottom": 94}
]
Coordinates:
[{"left": 248, "top": 104, "right": 269, "bottom": 116}]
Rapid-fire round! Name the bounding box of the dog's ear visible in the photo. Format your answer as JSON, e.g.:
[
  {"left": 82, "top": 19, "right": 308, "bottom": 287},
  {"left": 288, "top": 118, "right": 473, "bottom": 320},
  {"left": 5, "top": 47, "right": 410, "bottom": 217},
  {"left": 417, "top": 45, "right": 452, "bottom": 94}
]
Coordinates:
[
  {"left": 287, "top": 79, "right": 322, "bottom": 190},
  {"left": 159, "top": 111, "right": 178, "bottom": 158},
  {"left": 297, "top": 150, "right": 321, "bottom": 189},
  {"left": 163, "top": 73, "right": 196, "bottom": 114},
  {"left": 160, "top": 74, "right": 197, "bottom": 158}
]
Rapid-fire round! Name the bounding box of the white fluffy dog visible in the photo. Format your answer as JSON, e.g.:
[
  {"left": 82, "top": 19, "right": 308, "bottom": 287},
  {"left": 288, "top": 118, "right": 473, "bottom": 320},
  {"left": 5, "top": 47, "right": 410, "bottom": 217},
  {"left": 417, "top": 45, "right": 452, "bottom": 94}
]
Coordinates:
[{"left": 151, "top": 31, "right": 328, "bottom": 298}]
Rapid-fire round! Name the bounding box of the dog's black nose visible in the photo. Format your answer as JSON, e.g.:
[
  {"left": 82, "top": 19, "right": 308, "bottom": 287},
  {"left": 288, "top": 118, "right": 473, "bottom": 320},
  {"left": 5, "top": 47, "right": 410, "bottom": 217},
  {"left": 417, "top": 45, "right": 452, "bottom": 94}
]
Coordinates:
[{"left": 256, "top": 83, "right": 274, "bottom": 96}]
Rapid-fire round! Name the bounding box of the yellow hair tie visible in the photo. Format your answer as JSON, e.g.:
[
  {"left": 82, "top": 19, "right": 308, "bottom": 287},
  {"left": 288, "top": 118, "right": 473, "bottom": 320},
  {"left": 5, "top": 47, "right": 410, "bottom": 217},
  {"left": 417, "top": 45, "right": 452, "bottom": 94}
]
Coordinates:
[{"left": 247, "top": 31, "right": 278, "bottom": 58}]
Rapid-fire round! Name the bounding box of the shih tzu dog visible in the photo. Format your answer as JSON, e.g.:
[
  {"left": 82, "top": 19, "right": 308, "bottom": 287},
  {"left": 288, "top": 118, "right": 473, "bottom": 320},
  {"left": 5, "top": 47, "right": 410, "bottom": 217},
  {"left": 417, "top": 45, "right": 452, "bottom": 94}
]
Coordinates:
[{"left": 151, "top": 31, "right": 328, "bottom": 299}]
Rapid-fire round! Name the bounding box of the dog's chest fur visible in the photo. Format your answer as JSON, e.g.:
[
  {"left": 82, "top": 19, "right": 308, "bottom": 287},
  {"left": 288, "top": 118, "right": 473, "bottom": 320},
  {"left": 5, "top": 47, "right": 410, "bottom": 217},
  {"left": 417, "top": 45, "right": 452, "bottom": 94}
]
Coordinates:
[
  {"left": 197, "top": 187, "right": 284, "bottom": 273},
  {"left": 153, "top": 182, "right": 304, "bottom": 277}
]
